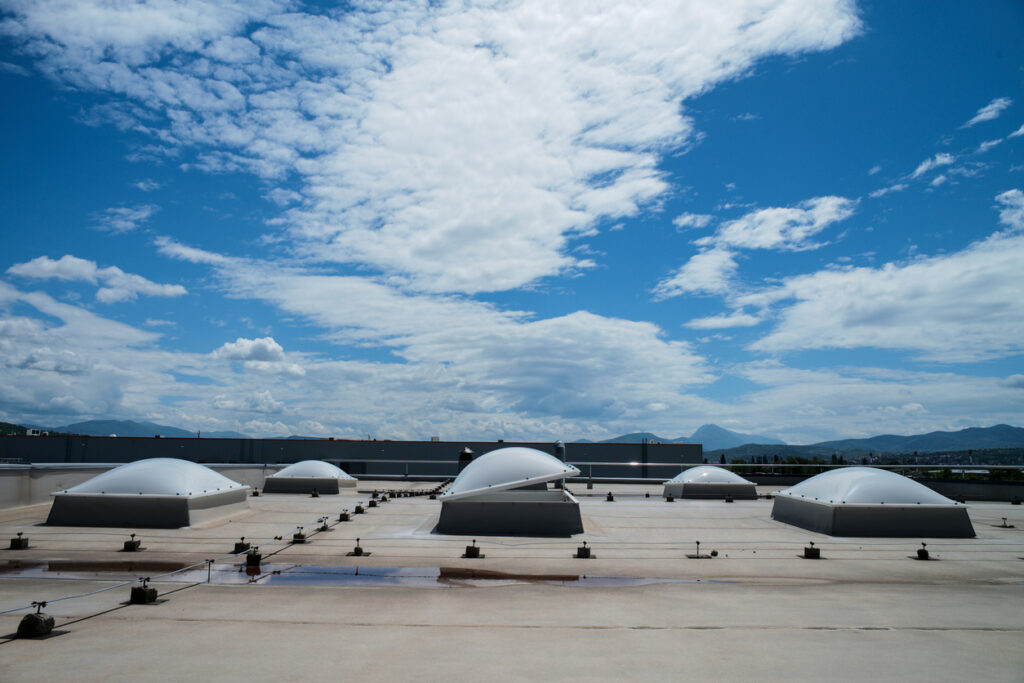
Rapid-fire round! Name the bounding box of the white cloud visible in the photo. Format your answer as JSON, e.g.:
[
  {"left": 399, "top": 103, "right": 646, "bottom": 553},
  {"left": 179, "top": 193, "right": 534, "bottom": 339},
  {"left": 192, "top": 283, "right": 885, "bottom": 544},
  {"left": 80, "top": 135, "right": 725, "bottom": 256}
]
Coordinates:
[
  {"left": 2, "top": 0, "right": 862, "bottom": 294},
  {"left": 685, "top": 311, "right": 761, "bottom": 329},
  {"left": 92, "top": 204, "right": 158, "bottom": 233},
  {"left": 868, "top": 165, "right": 881, "bottom": 175},
  {"left": 996, "top": 189, "right": 1024, "bottom": 231},
  {"left": 739, "top": 191, "right": 1024, "bottom": 362},
  {"left": 652, "top": 247, "right": 738, "bottom": 298},
  {"left": 154, "top": 236, "right": 229, "bottom": 265},
  {"left": 157, "top": 239, "right": 713, "bottom": 426},
  {"left": 729, "top": 360, "right": 1024, "bottom": 444},
  {"left": 869, "top": 183, "right": 907, "bottom": 198},
  {"left": 910, "top": 153, "right": 954, "bottom": 179},
  {"left": 213, "top": 336, "right": 284, "bottom": 362},
  {"left": 673, "top": 212, "right": 714, "bottom": 230},
  {"left": 696, "top": 196, "right": 856, "bottom": 251},
  {"left": 133, "top": 179, "right": 162, "bottom": 192},
  {"left": 962, "top": 96, "right": 1012, "bottom": 128},
  {"left": 977, "top": 139, "right": 1003, "bottom": 154},
  {"left": 1009, "top": 123, "right": 1024, "bottom": 138},
  {"left": 655, "top": 196, "right": 856, "bottom": 301},
  {"left": 213, "top": 389, "right": 285, "bottom": 413},
  {"left": 929, "top": 175, "right": 947, "bottom": 187},
  {"left": 6, "top": 254, "right": 186, "bottom": 303}
]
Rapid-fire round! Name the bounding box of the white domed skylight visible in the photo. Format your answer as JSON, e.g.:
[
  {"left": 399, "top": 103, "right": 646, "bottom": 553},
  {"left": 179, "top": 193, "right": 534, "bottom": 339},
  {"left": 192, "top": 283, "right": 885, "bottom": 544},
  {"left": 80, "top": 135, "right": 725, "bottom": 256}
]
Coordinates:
[
  {"left": 55, "top": 458, "right": 247, "bottom": 498},
  {"left": 440, "top": 447, "right": 580, "bottom": 501},
  {"left": 776, "top": 467, "right": 958, "bottom": 505},
  {"left": 666, "top": 465, "right": 752, "bottom": 485},
  {"left": 271, "top": 460, "right": 355, "bottom": 480}
]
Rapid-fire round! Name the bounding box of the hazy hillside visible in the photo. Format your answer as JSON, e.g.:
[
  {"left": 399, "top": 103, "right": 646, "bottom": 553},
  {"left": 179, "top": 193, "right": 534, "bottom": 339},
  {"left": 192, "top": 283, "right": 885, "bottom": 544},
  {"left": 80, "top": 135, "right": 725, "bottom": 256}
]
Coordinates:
[
  {"left": 52, "top": 420, "right": 250, "bottom": 439},
  {"left": 600, "top": 424, "right": 785, "bottom": 451},
  {"left": 688, "top": 424, "right": 785, "bottom": 450},
  {"left": 813, "top": 424, "right": 1024, "bottom": 453},
  {"left": 600, "top": 432, "right": 666, "bottom": 444}
]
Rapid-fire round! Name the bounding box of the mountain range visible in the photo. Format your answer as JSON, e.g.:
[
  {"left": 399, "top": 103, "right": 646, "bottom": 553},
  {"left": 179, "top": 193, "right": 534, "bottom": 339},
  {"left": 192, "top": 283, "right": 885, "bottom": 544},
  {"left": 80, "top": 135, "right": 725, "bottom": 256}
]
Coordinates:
[
  {"left": 50, "top": 420, "right": 248, "bottom": 439},
  {"left": 17, "top": 419, "right": 1024, "bottom": 455},
  {"left": 600, "top": 424, "right": 785, "bottom": 451},
  {"left": 597, "top": 423, "right": 1024, "bottom": 454}
]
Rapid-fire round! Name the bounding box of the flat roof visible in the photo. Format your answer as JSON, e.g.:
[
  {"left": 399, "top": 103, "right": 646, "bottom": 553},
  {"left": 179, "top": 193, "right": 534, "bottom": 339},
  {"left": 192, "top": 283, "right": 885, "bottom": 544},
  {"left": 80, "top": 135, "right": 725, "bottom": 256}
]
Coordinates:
[{"left": 2, "top": 481, "right": 1022, "bottom": 681}]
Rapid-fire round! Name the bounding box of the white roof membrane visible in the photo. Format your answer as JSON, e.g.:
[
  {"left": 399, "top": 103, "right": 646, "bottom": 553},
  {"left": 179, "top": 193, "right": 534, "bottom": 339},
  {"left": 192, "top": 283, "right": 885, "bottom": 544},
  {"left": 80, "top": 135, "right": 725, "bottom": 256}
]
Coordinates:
[
  {"left": 776, "top": 467, "right": 958, "bottom": 506},
  {"left": 270, "top": 460, "right": 355, "bottom": 480},
  {"left": 440, "top": 447, "right": 580, "bottom": 501},
  {"left": 666, "top": 465, "right": 753, "bottom": 485},
  {"left": 54, "top": 458, "right": 247, "bottom": 498}
]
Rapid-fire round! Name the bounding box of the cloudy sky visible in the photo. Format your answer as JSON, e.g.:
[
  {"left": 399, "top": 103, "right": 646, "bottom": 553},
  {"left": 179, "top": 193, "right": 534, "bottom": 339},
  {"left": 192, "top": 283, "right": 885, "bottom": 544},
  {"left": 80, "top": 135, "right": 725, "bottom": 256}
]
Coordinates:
[{"left": 1, "top": 0, "right": 1022, "bottom": 443}]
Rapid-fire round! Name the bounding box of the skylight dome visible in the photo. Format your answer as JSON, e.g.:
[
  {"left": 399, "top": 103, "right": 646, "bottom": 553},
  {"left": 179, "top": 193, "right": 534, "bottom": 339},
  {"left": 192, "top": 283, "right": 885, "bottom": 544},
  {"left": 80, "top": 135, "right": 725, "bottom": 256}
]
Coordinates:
[
  {"left": 47, "top": 458, "right": 250, "bottom": 528},
  {"left": 776, "top": 467, "right": 956, "bottom": 505},
  {"left": 56, "top": 458, "right": 245, "bottom": 497},
  {"left": 666, "top": 465, "right": 752, "bottom": 485},
  {"left": 662, "top": 465, "right": 757, "bottom": 499},
  {"left": 440, "top": 447, "right": 580, "bottom": 502},
  {"left": 771, "top": 467, "right": 974, "bottom": 537},
  {"left": 270, "top": 460, "right": 355, "bottom": 480}
]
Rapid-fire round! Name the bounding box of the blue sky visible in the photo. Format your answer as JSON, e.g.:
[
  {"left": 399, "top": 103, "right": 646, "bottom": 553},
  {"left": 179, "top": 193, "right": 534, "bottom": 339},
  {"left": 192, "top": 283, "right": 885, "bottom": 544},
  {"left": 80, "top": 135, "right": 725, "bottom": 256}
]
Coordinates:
[{"left": 0, "top": 0, "right": 1022, "bottom": 443}]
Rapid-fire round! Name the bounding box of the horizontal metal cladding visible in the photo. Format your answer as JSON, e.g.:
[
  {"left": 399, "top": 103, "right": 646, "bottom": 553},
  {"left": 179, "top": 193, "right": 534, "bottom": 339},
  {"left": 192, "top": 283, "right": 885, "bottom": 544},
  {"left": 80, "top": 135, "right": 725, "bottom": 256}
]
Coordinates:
[{"left": 0, "top": 436, "right": 702, "bottom": 479}]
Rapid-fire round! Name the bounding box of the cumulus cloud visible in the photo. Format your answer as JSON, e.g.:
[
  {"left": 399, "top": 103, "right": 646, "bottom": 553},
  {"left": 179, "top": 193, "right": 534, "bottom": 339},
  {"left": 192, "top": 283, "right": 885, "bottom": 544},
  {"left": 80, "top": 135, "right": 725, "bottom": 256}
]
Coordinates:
[
  {"left": 212, "top": 389, "right": 285, "bottom": 413},
  {"left": 738, "top": 191, "right": 1024, "bottom": 362},
  {"left": 213, "top": 336, "right": 284, "bottom": 362},
  {"left": 962, "top": 96, "right": 1012, "bottom": 128},
  {"left": 92, "top": 204, "right": 158, "bottom": 233},
  {"left": 697, "top": 196, "right": 857, "bottom": 251},
  {"left": 653, "top": 247, "right": 738, "bottom": 298},
  {"left": 1, "top": 0, "right": 862, "bottom": 294},
  {"left": 160, "top": 239, "right": 713, "bottom": 424},
  {"left": 6, "top": 254, "right": 186, "bottom": 303},
  {"left": 673, "top": 213, "right": 714, "bottom": 230},
  {"left": 910, "top": 153, "right": 954, "bottom": 179},
  {"left": 654, "top": 196, "right": 856, "bottom": 301},
  {"left": 995, "top": 189, "right": 1024, "bottom": 231}
]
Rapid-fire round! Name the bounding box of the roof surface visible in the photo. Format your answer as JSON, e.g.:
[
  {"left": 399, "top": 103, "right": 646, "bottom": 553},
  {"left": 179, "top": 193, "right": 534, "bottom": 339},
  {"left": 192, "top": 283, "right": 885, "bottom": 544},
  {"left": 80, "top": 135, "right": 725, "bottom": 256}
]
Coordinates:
[{"left": 2, "top": 479, "right": 1021, "bottom": 681}]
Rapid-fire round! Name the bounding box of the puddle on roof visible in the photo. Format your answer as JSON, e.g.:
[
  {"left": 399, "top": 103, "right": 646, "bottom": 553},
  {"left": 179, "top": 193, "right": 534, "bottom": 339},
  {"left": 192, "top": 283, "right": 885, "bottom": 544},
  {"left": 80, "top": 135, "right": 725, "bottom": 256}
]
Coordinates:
[{"left": 0, "top": 560, "right": 736, "bottom": 588}]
